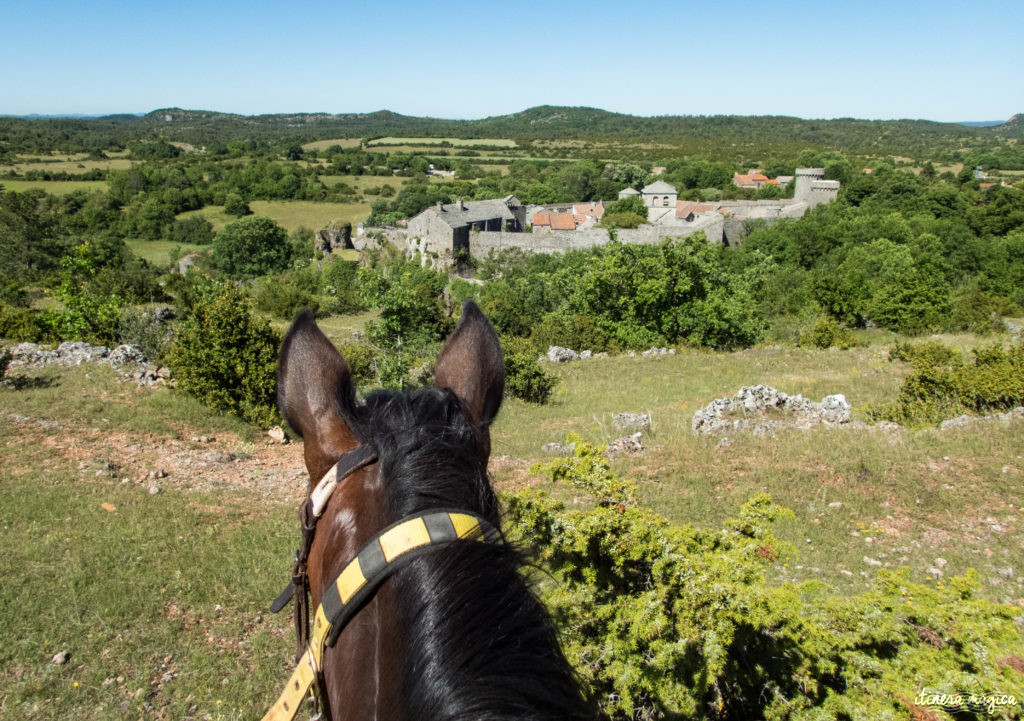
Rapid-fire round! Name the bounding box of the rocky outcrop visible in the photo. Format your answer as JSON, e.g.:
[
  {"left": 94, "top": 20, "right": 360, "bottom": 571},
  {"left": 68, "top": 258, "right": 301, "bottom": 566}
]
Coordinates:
[
  {"left": 8, "top": 342, "right": 171, "bottom": 387},
  {"left": 692, "top": 384, "right": 852, "bottom": 436}
]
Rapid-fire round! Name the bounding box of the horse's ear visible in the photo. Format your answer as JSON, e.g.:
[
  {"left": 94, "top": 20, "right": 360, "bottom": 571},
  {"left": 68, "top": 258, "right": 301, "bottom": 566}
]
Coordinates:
[
  {"left": 277, "top": 310, "right": 358, "bottom": 465},
  {"left": 434, "top": 301, "right": 504, "bottom": 427}
]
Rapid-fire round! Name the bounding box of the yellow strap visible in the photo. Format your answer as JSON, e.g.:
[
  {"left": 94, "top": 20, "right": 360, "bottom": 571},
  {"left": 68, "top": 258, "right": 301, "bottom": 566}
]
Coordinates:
[{"left": 261, "top": 652, "right": 317, "bottom": 721}]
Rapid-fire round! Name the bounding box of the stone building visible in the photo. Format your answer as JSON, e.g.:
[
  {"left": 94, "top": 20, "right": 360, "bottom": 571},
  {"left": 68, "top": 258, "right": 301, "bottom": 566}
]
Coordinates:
[
  {"left": 641, "top": 180, "right": 678, "bottom": 209},
  {"left": 407, "top": 195, "right": 525, "bottom": 258},
  {"left": 793, "top": 168, "right": 840, "bottom": 207}
]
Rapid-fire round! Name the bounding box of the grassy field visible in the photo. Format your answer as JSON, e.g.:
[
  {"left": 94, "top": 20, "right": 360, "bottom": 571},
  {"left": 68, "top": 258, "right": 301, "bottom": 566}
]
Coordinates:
[
  {"left": 0, "top": 179, "right": 107, "bottom": 195},
  {"left": 492, "top": 334, "right": 1024, "bottom": 602},
  {"left": 177, "top": 200, "right": 372, "bottom": 234},
  {"left": 300, "top": 138, "right": 363, "bottom": 152},
  {"left": 125, "top": 240, "right": 208, "bottom": 270},
  {"left": 365, "top": 137, "right": 516, "bottom": 148},
  {"left": 1, "top": 158, "right": 134, "bottom": 174},
  {"left": 1, "top": 328, "right": 1022, "bottom": 719}
]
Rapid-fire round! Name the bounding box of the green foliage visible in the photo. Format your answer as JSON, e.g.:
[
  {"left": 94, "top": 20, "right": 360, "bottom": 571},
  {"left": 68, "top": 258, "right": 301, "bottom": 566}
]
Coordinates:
[
  {"left": 166, "top": 283, "right": 281, "bottom": 427},
  {"left": 501, "top": 336, "right": 558, "bottom": 404},
  {"left": 948, "top": 289, "right": 1021, "bottom": 334},
  {"left": 0, "top": 345, "right": 10, "bottom": 380},
  {"left": 599, "top": 211, "right": 648, "bottom": 230},
  {"left": 563, "top": 237, "right": 765, "bottom": 350},
  {"left": 116, "top": 308, "right": 170, "bottom": 362},
  {"left": 253, "top": 276, "right": 320, "bottom": 320},
  {"left": 0, "top": 304, "right": 42, "bottom": 342},
  {"left": 798, "top": 317, "right": 861, "bottom": 349},
  {"left": 529, "top": 311, "right": 615, "bottom": 353},
  {"left": 167, "top": 215, "right": 214, "bottom": 245},
  {"left": 210, "top": 216, "right": 291, "bottom": 278},
  {"left": 41, "top": 241, "right": 125, "bottom": 345},
  {"left": 336, "top": 343, "right": 375, "bottom": 384},
  {"left": 223, "top": 192, "right": 252, "bottom": 217},
  {"left": 504, "top": 438, "right": 1024, "bottom": 719},
  {"left": 878, "top": 341, "right": 1024, "bottom": 425},
  {"left": 365, "top": 265, "right": 452, "bottom": 351},
  {"left": 603, "top": 195, "right": 647, "bottom": 217}
]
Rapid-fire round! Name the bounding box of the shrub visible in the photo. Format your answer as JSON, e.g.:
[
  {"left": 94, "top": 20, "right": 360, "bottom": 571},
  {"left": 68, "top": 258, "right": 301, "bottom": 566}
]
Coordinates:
[
  {"left": 504, "top": 438, "right": 1024, "bottom": 720},
  {"left": 878, "top": 341, "right": 1024, "bottom": 425},
  {"left": 167, "top": 283, "right": 281, "bottom": 427},
  {"left": 948, "top": 289, "right": 1021, "bottom": 334},
  {"left": 167, "top": 215, "right": 215, "bottom": 245},
  {"left": 502, "top": 336, "right": 557, "bottom": 404},
  {"left": 337, "top": 343, "right": 375, "bottom": 384},
  {"left": 211, "top": 216, "right": 290, "bottom": 278},
  {"left": 798, "top": 317, "right": 861, "bottom": 349},
  {"left": 530, "top": 311, "right": 615, "bottom": 354},
  {"left": 0, "top": 304, "right": 42, "bottom": 342},
  {"left": 116, "top": 308, "right": 170, "bottom": 362},
  {"left": 254, "top": 277, "right": 320, "bottom": 319},
  {"left": 0, "top": 346, "right": 10, "bottom": 380}
]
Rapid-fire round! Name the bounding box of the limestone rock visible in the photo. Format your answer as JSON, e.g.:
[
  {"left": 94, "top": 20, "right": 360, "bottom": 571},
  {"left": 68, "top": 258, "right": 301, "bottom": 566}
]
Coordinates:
[
  {"left": 613, "top": 412, "right": 651, "bottom": 432},
  {"left": 546, "top": 346, "right": 580, "bottom": 363}
]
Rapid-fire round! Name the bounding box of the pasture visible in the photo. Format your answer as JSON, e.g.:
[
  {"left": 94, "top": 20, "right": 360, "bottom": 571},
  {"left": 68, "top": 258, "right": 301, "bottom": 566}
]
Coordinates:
[
  {"left": 176, "top": 200, "right": 371, "bottom": 234},
  {"left": 0, "top": 180, "right": 107, "bottom": 195},
  {"left": 1, "top": 327, "right": 1022, "bottom": 719},
  {"left": 365, "top": 137, "right": 517, "bottom": 148},
  {"left": 124, "top": 240, "right": 207, "bottom": 270}
]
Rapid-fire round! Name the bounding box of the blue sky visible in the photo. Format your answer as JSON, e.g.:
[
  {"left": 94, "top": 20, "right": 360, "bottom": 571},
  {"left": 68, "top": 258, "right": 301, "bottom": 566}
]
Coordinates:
[{"left": 2, "top": 0, "right": 1021, "bottom": 122}]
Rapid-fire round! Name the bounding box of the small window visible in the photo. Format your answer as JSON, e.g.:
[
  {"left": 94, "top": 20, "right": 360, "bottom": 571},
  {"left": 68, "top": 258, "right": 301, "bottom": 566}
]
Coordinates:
[{"left": 663, "top": 197, "right": 669, "bottom": 207}]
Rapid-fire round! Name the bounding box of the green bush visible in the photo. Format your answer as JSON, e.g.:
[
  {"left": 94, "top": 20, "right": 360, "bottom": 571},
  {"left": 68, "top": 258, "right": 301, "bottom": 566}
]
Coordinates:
[
  {"left": 167, "top": 283, "right": 281, "bottom": 427},
  {"left": 0, "top": 346, "right": 10, "bottom": 380},
  {"left": 337, "top": 343, "right": 375, "bottom": 384},
  {"left": 948, "top": 290, "right": 1021, "bottom": 334},
  {"left": 878, "top": 342, "right": 1024, "bottom": 425},
  {"left": 116, "top": 308, "right": 170, "bottom": 362},
  {"left": 253, "top": 277, "right": 320, "bottom": 319},
  {"left": 166, "top": 215, "right": 215, "bottom": 245},
  {"left": 210, "top": 216, "right": 291, "bottom": 278},
  {"left": 502, "top": 336, "right": 557, "bottom": 404},
  {"left": 798, "top": 317, "right": 861, "bottom": 349},
  {"left": 530, "top": 311, "right": 615, "bottom": 353},
  {"left": 0, "top": 304, "right": 42, "bottom": 342},
  {"left": 504, "top": 438, "right": 1024, "bottom": 720}
]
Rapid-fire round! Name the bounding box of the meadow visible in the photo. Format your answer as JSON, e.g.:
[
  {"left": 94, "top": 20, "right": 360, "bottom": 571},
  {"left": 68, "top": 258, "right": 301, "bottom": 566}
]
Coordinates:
[
  {"left": 365, "top": 137, "right": 517, "bottom": 148},
  {"left": 176, "top": 200, "right": 371, "bottom": 234},
  {"left": 2, "top": 321, "right": 1022, "bottom": 719}
]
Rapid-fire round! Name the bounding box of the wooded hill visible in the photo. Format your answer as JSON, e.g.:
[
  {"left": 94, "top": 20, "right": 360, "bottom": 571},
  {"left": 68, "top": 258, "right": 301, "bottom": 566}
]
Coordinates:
[{"left": 2, "top": 105, "right": 1022, "bottom": 159}]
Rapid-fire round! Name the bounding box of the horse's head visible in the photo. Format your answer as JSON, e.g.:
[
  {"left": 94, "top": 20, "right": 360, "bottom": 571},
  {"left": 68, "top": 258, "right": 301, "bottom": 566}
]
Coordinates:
[
  {"left": 277, "top": 300, "right": 504, "bottom": 486},
  {"left": 274, "top": 301, "right": 514, "bottom": 719}
]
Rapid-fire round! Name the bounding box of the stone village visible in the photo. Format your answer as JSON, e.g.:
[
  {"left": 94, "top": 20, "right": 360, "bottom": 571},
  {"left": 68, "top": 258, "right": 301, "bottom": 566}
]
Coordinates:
[{"left": 319, "top": 168, "right": 840, "bottom": 264}]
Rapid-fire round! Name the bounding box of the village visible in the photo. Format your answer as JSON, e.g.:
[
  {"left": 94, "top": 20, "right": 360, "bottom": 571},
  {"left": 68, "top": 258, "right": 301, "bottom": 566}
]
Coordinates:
[{"left": 350, "top": 168, "right": 841, "bottom": 263}]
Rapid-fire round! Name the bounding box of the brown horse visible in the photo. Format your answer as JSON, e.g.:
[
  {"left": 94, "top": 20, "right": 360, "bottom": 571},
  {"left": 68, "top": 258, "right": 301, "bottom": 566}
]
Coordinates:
[{"left": 273, "top": 301, "right": 594, "bottom": 720}]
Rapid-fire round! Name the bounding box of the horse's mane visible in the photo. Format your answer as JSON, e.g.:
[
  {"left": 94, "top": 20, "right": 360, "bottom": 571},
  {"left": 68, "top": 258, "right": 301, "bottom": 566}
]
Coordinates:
[{"left": 345, "top": 387, "right": 594, "bottom": 720}]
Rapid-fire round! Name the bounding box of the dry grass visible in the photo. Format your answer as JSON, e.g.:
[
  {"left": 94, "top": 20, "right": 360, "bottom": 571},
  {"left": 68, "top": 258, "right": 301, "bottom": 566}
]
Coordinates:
[
  {"left": 0, "top": 179, "right": 108, "bottom": 194},
  {"left": 300, "top": 138, "right": 364, "bottom": 151},
  {"left": 365, "top": 137, "right": 516, "bottom": 148},
  {"left": 177, "top": 200, "right": 371, "bottom": 234}
]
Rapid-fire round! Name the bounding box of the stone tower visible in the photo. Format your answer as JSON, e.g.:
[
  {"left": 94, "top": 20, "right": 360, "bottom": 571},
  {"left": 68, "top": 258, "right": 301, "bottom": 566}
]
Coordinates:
[{"left": 794, "top": 168, "right": 824, "bottom": 205}]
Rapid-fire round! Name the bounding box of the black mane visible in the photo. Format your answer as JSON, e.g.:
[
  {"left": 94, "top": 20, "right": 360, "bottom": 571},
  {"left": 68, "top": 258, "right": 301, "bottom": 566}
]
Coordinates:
[{"left": 347, "top": 387, "right": 595, "bottom": 720}]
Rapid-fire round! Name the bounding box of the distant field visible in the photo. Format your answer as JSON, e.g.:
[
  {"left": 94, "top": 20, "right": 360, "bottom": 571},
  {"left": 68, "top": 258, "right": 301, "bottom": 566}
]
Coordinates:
[
  {"left": 0, "top": 179, "right": 107, "bottom": 194},
  {"left": 179, "top": 201, "right": 371, "bottom": 233},
  {"left": 366, "top": 137, "right": 516, "bottom": 148},
  {"left": 125, "top": 239, "right": 207, "bottom": 269},
  {"left": 3, "top": 157, "right": 133, "bottom": 174},
  {"left": 318, "top": 175, "right": 448, "bottom": 192},
  {"left": 301, "top": 138, "right": 364, "bottom": 151}
]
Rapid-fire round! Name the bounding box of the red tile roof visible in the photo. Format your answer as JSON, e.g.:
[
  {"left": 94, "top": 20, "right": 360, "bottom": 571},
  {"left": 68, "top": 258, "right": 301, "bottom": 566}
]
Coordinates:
[
  {"left": 532, "top": 212, "right": 552, "bottom": 227},
  {"left": 550, "top": 213, "right": 577, "bottom": 231},
  {"left": 572, "top": 201, "right": 605, "bottom": 219}
]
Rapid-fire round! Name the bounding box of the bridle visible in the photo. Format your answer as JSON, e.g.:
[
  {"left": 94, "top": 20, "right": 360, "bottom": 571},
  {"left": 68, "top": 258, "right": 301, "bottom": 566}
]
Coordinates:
[{"left": 262, "top": 444, "right": 498, "bottom": 721}]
